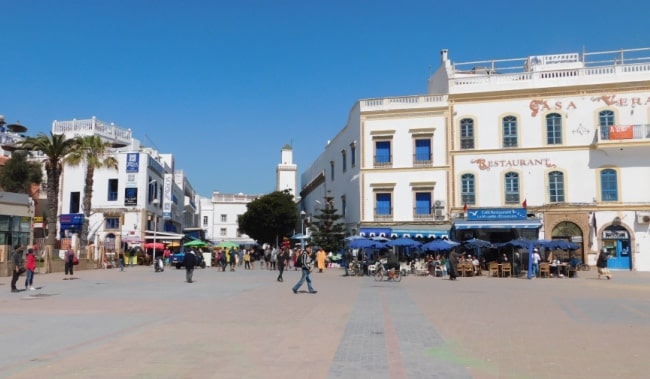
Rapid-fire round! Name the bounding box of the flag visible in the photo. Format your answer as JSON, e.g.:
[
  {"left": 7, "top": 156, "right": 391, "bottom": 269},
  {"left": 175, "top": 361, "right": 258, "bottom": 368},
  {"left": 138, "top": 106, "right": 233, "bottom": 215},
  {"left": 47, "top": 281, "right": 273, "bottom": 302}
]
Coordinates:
[
  {"left": 522, "top": 198, "right": 527, "bottom": 209},
  {"left": 463, "top": 203, "right": 468, "bottom": 212},
  {"left": 592, "top": 212, "right": 597, "bottom": 232}
]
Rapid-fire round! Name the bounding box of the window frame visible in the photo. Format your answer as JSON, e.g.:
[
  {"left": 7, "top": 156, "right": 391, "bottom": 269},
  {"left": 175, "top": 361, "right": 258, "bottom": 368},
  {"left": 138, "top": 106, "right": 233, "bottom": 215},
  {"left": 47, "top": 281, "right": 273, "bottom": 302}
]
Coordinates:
[
  {"left": 460, "top": 173, "right": 476, "bottom": 205},
  {"left": 504, "top": 172, "right": 520, "bottom": 204},
  {"left": 460, "top": 118, "right": 475, "bottom": 149},
  {"left": 502, "top": 115, "right": 518, "bottom": 148},
  {"left": 548, "top": 171, "right": 565, "bottom": 203},
  {"left": 374, "top": 139, "right": 392, "bottom": 167},
  {"left": 107, "top": 178, "right": 118, "bottom": 201},
  {"left": 600, "top": 168, "right": 618, "bottom": 202},
  {"left": 599, "top": 110, "right": 615, "bottom": 140},
  {"left": 546, "top": 113, "right": 563, "bottom": 145}
]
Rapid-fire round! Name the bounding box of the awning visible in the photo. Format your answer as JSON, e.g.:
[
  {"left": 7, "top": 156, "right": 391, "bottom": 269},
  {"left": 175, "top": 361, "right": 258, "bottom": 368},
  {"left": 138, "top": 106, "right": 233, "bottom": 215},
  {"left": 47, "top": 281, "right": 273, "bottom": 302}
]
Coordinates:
[
  {"left": 144, "top": 231, "right": 185, "bottom": 240},
  {"left": 453, "top": 220, "right": 542, "bottom": 230},
  {"left": 390, "top": 229, "right": 449, "bottom": 239},
  {"left": 359, "top": 228, "right": 391, "bottom": 238}
]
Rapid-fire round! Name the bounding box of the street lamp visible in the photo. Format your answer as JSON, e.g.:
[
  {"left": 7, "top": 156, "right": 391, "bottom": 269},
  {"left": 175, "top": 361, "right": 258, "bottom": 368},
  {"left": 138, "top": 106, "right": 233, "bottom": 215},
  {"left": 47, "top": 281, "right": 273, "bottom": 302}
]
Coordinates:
[
  {"left": 151, "top": 198, "right": 159, "bottom": 269},
  {"left": 300, "top": 210, "right": 307, "bottom": 250}
]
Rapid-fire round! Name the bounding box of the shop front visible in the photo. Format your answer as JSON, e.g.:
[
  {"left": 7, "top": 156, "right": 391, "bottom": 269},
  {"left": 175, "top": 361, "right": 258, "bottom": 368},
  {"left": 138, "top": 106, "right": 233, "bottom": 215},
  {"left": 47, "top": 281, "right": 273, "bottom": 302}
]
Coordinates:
[
  {"left": 451, "top": 208, "right": 542, "bottom": 243},
  {"left": 601, "top": 226, "right": 632, "bottom": 270}
]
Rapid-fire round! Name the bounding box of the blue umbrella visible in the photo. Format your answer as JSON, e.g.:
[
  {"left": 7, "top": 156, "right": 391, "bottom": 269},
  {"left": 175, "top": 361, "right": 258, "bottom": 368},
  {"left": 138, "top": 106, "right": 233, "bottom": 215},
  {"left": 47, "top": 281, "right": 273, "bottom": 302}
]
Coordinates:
[
  {"left": 290, "top": 233, "right": 310, "bottom": 241},
  {"left": 386, "top": 238, "right": 421, "bottom": 248},
  {"left": 546, "top": 240, "right": 580, "bottom": 250},
  {"left": 503, "top": 237, "right": 536, "bottom": 248},
  {"left": 462, "top": 238, "right": 493, "bottom": 249},
  {"left": 421, "top": 239, "right": 459, "bottom": 252},
  {"left": 347, "top": 238, "right": 388, "bottom": 249}
]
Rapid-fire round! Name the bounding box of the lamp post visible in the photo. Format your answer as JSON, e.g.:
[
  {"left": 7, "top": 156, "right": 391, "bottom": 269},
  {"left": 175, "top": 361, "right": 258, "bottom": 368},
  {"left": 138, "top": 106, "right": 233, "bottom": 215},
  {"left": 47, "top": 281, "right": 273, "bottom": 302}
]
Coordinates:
[
  {"left": 300, "top": 210, "right": 307, "bottom": 250},
  {"left": 151, "top": 198, "right": 159, "bottom": 268}
]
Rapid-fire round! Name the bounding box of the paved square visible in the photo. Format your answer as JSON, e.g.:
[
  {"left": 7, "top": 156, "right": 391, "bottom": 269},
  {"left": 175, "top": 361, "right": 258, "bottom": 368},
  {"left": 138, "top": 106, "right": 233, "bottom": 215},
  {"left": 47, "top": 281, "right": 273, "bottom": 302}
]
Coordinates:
[{"left": 1, "top": 266, "right": 648, "bottom": 378}]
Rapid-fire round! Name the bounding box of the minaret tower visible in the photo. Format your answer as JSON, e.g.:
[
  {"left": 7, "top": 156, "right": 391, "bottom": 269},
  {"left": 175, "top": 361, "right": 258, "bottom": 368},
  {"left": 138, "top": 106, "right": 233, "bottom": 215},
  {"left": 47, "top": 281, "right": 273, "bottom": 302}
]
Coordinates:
[{"left": 276, "top": 144, "right": 298, "bottom": 201}]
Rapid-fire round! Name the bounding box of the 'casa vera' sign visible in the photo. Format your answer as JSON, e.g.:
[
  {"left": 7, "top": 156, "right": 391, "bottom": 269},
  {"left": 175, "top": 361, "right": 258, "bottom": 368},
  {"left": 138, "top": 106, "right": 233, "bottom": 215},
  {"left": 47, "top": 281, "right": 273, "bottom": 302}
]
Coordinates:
[
  {"left": 471, "top": 158, "right": 557, "bottom": 171},
  {"left": 529, "top": 95, "right": 650, "bottom": 117}
]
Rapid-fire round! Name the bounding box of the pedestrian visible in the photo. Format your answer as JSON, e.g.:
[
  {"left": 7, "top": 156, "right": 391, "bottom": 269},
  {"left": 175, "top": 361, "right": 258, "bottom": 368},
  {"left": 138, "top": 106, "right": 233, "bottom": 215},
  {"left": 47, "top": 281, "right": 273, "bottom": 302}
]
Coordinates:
[
  {"left": 292, "top": 246, "right": 317, "bottom": 294},
  {"left": 343, "top": 249, "right": 352, "bottom": 276},
  {"left": 448, "top": 249, "right": 460, "bottom": 280},
  {"left": 10, "top": 244, "right": 25, "bottom": 293},
  {"left": 229, "top": 248, "right": 237, "bottom": 271},
  {"left": 243, "top": 250, "right": 251, "bottom": 270},
  {"left": 277, "top": 248, "right": 289, "bottom": 282},
  {"left": 183, "top": 249, "right": 196, "bottom": 283},
  {"left": 24, "top": 248, "right": 37, "bottom": 290},
  {"left": 118, "top": 251, "right": 125, "bottom": 271},
  {"left": 597, "top": 249, "right": 612, "bottom": 280},
  {"left": 316, "top": 247, "right": 327, "bottom": 273},
  {"left": 64, "top": 248, "right": 75, "bottom": 279},
  {"left": 532, "top": 248, "right": 542, "bottom": 277}
]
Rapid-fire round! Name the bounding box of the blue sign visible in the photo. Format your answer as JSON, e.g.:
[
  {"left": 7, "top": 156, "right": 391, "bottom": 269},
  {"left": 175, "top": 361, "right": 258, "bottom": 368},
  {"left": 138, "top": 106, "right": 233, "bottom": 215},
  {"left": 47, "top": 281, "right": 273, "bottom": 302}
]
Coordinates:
[
  {"left": 467, "top": 208, "right": 527, "bottom": 221},
  {"left": 126, "top": 153, "right": 139, "bottom": 173}
]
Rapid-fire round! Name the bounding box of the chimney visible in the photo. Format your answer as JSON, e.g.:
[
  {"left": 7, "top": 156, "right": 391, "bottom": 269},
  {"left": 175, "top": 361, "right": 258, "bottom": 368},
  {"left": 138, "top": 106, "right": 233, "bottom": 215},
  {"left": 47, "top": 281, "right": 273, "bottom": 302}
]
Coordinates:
[{"left": 441, "top": 49, "right": 448, "bottom": 64}]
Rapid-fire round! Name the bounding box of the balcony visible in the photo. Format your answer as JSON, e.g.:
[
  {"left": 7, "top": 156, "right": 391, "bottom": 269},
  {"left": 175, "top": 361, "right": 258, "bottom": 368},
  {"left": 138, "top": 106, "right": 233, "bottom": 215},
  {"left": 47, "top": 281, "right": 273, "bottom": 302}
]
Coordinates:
[
  {"left": 52, "top": 117, "right": 132, "bottom": 147},
  {"left": 595, "top": 124, "right": 650, "bottom": 143},
  {"left": 374, "top": 208, "right": 393, "bottom": 221}
]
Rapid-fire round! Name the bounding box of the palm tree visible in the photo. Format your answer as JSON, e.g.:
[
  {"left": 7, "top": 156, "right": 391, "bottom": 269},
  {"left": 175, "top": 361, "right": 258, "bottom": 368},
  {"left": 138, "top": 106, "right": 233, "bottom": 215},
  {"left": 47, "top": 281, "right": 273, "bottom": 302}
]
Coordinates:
[
  {"left": 20, "top": 132, "right": 77, "bottom": 272},
  {"left": 65, "top": 135, "right": 118, "bottom": 251}
]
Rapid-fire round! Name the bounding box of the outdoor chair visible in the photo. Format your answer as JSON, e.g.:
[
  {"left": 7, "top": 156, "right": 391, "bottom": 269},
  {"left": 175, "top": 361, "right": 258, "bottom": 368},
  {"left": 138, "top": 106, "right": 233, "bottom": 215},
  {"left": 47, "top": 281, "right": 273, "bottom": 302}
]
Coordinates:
[
  {"left": 539, "top": 263, "right": 551, "bottom": 278},
  {"left": 500, "top": 262, "right": 512, "bottom": 277},
  {"left": 488, "top": 261, "right": 499, "bottom": 277},
  {"left": 367, "top": 262, "right": 378, "bottom": 276}
]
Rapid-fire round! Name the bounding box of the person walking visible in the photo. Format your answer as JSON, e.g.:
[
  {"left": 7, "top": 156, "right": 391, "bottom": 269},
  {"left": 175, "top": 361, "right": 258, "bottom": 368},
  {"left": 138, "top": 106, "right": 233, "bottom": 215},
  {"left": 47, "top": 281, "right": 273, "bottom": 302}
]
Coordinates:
[
  {"left": 10, "top": 244, "right": 25, "bottom": 293},
  {"left": 277, "top": 248, "right": 289, "bottom": 282},
  {"left": 64, "top": 248, "right": 75, "bottom": 279},
  {"left": 532, "top": 248, "right": 542, "bottom": 277},
  {"left": 597, "top": 249, "right": 612, "bottom": 280},
  {"left": 243, "top": 250, "right": 251, "bottom": 270},
  {"left": 316, "top": 247, "right": 327, "bottom": 273},
  {"left": 448, "top": 249, "right": 460, "bottom": 280},
  {"left": 24, "top": 248, "right": 37, "bottom": 290},
  {"left": 183, "top": 249, "right": 196, "bottom": 283},
  {"left": 292, "top": 246, "right": 317, "bottom": 294},
  {"left": 342, "top": 249, "right": 352, "bottom": 276}
]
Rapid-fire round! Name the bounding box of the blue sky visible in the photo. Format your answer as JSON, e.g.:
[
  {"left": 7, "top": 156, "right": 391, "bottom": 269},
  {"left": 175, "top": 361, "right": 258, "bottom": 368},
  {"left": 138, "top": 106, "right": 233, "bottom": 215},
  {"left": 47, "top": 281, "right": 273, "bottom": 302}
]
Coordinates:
[{"left": 2, "top": 0, "right": 648, "bottom": 197}]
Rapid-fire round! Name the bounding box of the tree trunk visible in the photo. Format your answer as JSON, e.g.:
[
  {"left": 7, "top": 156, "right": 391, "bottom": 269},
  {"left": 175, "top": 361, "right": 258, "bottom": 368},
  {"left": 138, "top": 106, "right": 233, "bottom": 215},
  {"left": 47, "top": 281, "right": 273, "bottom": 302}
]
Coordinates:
[
  {"left": 80, "top": 165, "right": 94, "bottom": 251},
  {"left": 45, "top": 166, "right": 60, "bottom": 274}
]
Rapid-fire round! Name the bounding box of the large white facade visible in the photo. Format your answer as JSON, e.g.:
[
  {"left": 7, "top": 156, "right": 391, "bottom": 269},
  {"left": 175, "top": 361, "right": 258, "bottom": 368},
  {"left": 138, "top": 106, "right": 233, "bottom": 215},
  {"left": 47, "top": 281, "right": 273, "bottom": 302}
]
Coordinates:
[
  {"left": 199, "top": 192, "right": 256, "bottom": 245},
  {"left": 299, "top": 47, "right": 650, "bottom": 271},
  {"left": 50, "top": 117, "right": 199, "bottom": 254}
]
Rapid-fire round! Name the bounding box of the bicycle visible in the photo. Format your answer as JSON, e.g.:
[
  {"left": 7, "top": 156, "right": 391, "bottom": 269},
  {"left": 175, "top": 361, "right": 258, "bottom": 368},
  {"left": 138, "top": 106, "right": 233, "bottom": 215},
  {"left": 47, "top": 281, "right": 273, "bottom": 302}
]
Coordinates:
[
  {"left": 569, "top": 258, "right": 590, "bottom": 271},
  {"left": 374, "top": 262, "right": 402, "bottom": 282}
]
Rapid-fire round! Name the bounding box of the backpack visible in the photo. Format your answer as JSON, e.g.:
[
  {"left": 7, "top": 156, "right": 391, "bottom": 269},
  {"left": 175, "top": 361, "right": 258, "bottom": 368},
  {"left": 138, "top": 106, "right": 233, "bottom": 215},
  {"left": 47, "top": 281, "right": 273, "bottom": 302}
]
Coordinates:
[{"left": 294, "top": 253, "right": 303, "bottom": 268}]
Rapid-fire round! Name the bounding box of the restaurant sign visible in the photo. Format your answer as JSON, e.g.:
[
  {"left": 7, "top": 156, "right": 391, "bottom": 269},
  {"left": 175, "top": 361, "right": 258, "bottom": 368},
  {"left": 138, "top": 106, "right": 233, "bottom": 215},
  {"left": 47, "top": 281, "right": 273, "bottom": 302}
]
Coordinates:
[
  {"left": 602, "top": 230, "right": 628, "bottom": 240},
  {"left": 467, "top": 208, "right": 527, "bottom": 221}
]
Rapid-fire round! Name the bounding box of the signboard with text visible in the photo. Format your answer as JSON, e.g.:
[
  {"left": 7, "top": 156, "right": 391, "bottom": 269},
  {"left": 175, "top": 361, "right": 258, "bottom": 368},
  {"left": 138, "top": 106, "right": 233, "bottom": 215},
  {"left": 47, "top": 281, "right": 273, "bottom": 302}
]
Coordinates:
[
  {"left": 124, "top": 187, "right": 138, "bottom": 206},
  {"left": 467, "top": 208, "right": 527, "bottom": 221},
  {"left": 126, "top": 153, "right": 139, "bottom": 173}
]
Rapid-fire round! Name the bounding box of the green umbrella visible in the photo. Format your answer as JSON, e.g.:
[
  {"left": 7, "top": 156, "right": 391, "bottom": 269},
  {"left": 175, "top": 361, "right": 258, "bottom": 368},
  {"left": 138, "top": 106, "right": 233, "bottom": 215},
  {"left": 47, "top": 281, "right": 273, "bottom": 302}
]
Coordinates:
[
  {"left": 216, "top": 241, "right": 239, "bottom": 249},
  {"left": 183, "top": 239, "right": 209, "bottom": 248}
]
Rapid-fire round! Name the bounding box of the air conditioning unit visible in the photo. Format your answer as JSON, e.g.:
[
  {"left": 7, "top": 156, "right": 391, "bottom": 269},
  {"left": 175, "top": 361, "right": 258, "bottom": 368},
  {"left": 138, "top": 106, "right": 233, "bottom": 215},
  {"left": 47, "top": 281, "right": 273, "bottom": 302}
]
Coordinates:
[
  {"left": 434, "top": 208, "right": 444, "bottom": 217},
  {"left": 636, "top": 212, "right": 650, "bottom": 224},
  {"left": 434, "top": 200, "right": 445, "bottom": 208}
]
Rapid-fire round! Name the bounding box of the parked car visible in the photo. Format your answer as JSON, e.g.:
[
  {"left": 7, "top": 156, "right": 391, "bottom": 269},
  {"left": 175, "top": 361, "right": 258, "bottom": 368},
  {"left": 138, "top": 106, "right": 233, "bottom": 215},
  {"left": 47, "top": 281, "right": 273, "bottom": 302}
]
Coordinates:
[{"left": 171, "top": 251, "right": 206, "bottom": 269}]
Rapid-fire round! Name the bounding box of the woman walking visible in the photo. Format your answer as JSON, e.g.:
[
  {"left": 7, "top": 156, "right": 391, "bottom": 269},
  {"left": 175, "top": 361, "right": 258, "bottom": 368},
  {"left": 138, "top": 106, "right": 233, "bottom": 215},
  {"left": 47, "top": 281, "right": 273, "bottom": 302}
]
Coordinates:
[
  {"left": 25, "top": 248, "right": 37, "bottom": 290},
  {"left": 597, "top": 249, "right": 612, "bottom": 280},
  {"left": 448, "top": 249, "right": 460, "bottom": 280}
]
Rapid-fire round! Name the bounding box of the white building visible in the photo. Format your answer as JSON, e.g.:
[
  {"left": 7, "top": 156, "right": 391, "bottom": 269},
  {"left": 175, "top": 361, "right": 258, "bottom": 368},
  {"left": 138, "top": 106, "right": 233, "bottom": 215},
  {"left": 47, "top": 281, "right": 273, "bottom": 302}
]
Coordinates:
[
  {"left": 299, "top": 47, "right": 650, "bottom": 271},
  {"left": 50, "top": 117, "right": 199, "bottom": 255},
  {"left": 199, "top": 145, "right": 297, "bottom": 246}
]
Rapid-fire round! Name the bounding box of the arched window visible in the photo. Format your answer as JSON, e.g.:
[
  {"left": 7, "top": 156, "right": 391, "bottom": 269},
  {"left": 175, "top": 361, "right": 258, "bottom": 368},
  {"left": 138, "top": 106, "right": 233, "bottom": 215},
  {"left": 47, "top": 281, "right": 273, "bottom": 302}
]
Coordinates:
[
  {"left": 600, "top": 169, "right": 618, "bottom": 201},
  {"left": 548, "top": 171, "right": 565, "bottom": 202},
  {"left": 460, "top": 118, "right": 474, "bottom": 149},
  {"left": 461, "top": 174, "right": 475, "bottom": 205},
  {"left": 504, "top": 172, "right": 519, "bottom": 204},
  {"left": 599, "top": 110, "right": 615, "bottom": 140},
  {"left": 546, "top": 113, "right": 563, "bottom": 145},
  {"left": 502, "top": 116, "right": 518, "bottom": 148}
]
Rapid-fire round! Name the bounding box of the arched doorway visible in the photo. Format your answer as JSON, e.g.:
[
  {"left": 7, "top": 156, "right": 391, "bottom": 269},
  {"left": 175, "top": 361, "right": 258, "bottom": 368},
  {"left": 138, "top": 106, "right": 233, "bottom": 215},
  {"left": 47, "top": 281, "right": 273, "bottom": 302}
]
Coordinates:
[
  {"left": 551, "top": 221, "right": 584, "bottom": 261},
  {"left": 601, "top": 224, "right": 632, "bottom": 270}
]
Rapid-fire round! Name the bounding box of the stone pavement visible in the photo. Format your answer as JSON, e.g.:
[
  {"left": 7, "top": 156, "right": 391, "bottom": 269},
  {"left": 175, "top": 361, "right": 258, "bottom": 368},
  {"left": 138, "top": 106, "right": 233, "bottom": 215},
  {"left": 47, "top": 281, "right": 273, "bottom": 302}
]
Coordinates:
[{"left": 1, "top": 265, "right": 648, "bottom": 379}]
